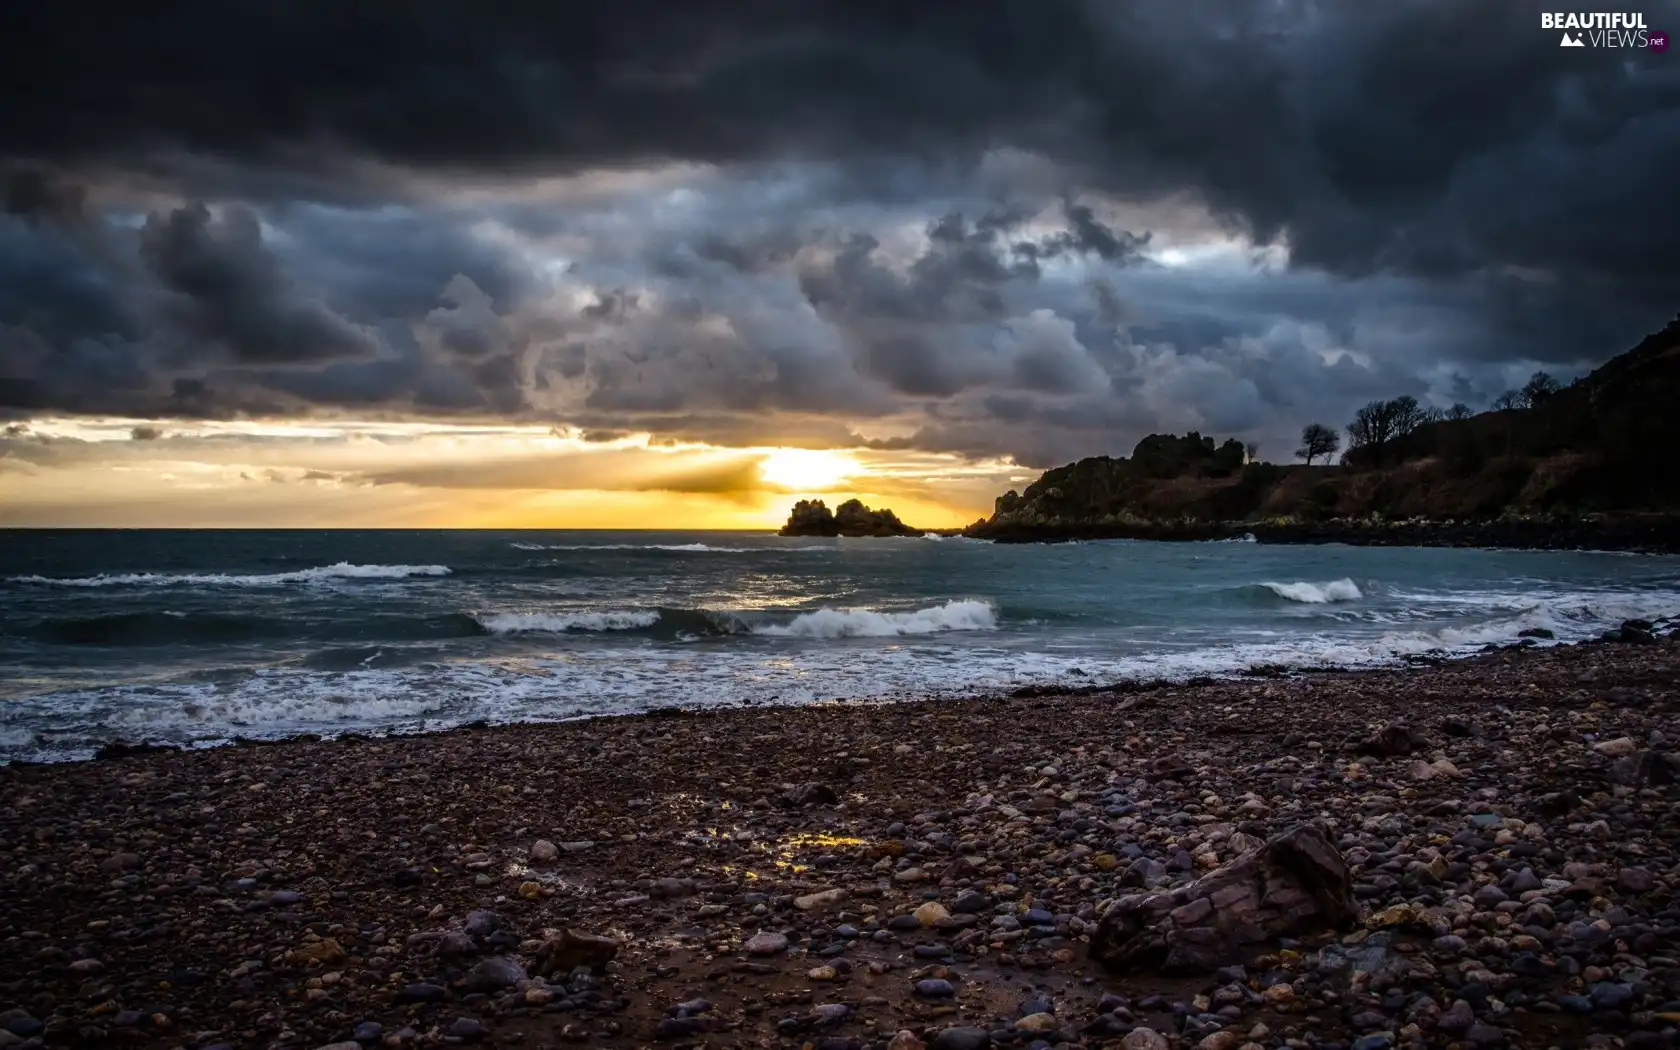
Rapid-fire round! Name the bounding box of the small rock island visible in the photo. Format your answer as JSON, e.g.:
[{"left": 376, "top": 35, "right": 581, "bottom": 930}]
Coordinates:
[{"left": 778, "top": 498, "right": 924, "bottom": 537}]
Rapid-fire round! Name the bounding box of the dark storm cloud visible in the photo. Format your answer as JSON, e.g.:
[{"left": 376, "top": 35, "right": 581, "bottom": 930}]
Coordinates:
[
  {"left": 0, "top": 0, "right": 1676, "bottom": 466},
  {"left": 5, "top": 0, "right": 1674, "bottom": 284},
  {"left": 138, "top": 203, "right": 378, "bottom": 365},
  {"left": 3, "top": 169, "right": 91, "bottom": 227}
]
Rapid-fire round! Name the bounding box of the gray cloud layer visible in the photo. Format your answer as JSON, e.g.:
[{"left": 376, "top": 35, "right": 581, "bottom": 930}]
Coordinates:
[{"left": 2, "top": 0, "right": 1677, "bottom": 465}]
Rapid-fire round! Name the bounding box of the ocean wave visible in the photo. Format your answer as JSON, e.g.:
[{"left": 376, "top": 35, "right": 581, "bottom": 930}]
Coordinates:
[
  {"left": 1378, "top": 591, "right": 1678, "bottom": 653},
  {"left": 511, "top": 541, "right": 831, "bottom": 554},
  {"left": 752, "top": 599, "right": 997, "bottom": 638},
  {"left": 14, "top": 610, "right": 489, "bottom": 648},
  {"left": 19, "top": 611, "right": 268, "bottom": 647},
  {"left": 474, "top": 610, "right": 663, "bottom": 634},
  {"left": 6, "top": 589, "right": 1675, "bottom": 762},
  {"left": 1262, "top": 578, "right": 1362, "bottom": 603},
  {"left": 9, "top": 562, "right": 452, "bottom": 588}
]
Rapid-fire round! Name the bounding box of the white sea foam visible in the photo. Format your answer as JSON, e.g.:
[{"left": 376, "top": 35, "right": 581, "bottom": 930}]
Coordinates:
[
  {"left": 5, "top": 583, "right": 1675, "bottom": 762},
  {"left": 1263, "top": 578, "right": 1363, "bottom": 603},
  {"left": 474, "top": 610, "right": 662, "bottom": 634},
  {"left": 8, "top": 563, "right": 452, "bottom": 588},
  {"left": 753, "top": 599, "right": 997, "bottom": 638},
  {"left": 108, "top": 682, "right": 446, "bottom": 732}
]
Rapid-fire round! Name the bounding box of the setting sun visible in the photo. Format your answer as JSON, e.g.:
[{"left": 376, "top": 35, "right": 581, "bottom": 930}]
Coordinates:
[{"left": 756, "top": 448, "right": 858, "bottom": 491}]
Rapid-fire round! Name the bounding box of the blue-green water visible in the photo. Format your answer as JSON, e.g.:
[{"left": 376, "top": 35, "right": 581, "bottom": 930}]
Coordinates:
[{"left": 2, "top": 530, "right": 1676, "bottom": 760}]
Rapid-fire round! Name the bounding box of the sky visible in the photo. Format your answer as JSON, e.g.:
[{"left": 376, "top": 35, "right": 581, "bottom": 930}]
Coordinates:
[{"left": 2, "top": 1, "right": 1678, "bottom": 528}]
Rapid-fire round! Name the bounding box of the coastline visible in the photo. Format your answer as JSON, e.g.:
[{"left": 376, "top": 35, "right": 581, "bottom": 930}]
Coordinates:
[
  {"left": 2, "top": 634, "right": 1677, "bottom": 1049},
  {"left": 965, "top": 514, "right": 1680, "bottom": 553}
]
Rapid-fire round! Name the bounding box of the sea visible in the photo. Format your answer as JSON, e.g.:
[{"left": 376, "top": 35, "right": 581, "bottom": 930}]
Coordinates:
[{"left": 1, "top": 530, "right": 1677, "bottom": 762}]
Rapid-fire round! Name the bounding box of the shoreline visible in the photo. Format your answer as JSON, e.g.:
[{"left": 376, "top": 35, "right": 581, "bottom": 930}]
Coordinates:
[
  {"left": 10, "top": 613, "right": 1671, "bottom": 769},
  {"left": 2, "top": 636, "right": 1677, "bottom": 1049},
  {"left": 965, "top": 516, "right": 1680, "bottom": 553}
]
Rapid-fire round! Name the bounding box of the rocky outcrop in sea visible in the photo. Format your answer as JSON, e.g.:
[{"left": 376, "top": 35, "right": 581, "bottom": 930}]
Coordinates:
[{"left": 780, "top": 498, "right": 925, "bottom": 537}]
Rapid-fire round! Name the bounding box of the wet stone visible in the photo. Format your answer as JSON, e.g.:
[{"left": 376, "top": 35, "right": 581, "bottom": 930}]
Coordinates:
[
  {"left": 447, "top": 1017, "right": 487, "bottom": 1041},
  {"left": 743, "top": 931, "right": 789, "bottom": 956},
  {"left": 930, "top": 1028, "right": 991, "bottom": 1050},
  {"left": 397, "top": 983, "right": 447, "bottom": 1004}
]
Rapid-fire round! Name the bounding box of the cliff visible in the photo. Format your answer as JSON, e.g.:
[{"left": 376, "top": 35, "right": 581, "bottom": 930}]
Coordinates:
[
  {"left": 778, "top": 498, "right": 924, "bottom": 537},
  {"left": 965, "top": 314, "right": 1680, "bottom": 550}
]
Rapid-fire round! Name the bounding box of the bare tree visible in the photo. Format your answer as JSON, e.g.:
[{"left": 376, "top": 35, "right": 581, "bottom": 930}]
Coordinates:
[
  {"left": 1522, "top": 371, "right": 1561, "bottom": 407},
  {"left": 1389, "top": 395, "right": 1433, "bottom": 437},
  {"left": 1492, "top": 390, "right": 1526, "bottom": 411},
  {"left": 1296, "top": 423, "right": 1340, "bottom": 466},
  {"left": 1244, "top": 441, "right": 1260, "bottom": 464},
  {"left": 1347, "top": 402, "right": 1393, "bottom": 452},
  {"left": 1346, "top": 396, "right": 1432, "bottom": 464},
  {"left": 1446, "top": 403, "right": 1474, "bottom": 421}
]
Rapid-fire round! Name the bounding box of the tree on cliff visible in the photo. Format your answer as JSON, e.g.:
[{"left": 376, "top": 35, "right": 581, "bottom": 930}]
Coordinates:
[
  {"left": 1522, "top": 371, "right": 1561, "bottom": 407},
  {"left": 1295, "top": 423, "right": 1340, "bottom": 466},
  {"left": 1346, "top": 396, "right": 1431, "bottom": 464}
]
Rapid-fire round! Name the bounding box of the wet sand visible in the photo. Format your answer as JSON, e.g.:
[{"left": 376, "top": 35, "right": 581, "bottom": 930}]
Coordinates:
[{"left": 1, "top": 631, "right": 1677, "bottom": 1050}]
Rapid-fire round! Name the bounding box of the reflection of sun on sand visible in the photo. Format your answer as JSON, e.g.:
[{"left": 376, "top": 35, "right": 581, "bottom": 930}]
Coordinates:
[
  {"left": 756, "top": 448, "right": 858, "bottom": 491},
  {"left": 760, "top": 832, "right": 870, "bottom": 873}
]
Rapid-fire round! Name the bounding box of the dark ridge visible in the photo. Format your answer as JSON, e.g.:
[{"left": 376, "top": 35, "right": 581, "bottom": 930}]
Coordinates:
[{"left": 965, "top": 314, "right": 1680, "bottom": 552}]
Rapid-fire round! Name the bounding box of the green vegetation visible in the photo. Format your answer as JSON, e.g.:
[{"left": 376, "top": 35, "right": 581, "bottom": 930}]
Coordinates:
[{"left": 969, "top": 314, "right": 1680, "bottom": 535}]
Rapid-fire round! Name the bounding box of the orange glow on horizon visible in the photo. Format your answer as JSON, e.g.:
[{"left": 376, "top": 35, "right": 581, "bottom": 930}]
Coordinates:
[{"left": 0, "top": 416, "right": 1011, "bottom": 529}]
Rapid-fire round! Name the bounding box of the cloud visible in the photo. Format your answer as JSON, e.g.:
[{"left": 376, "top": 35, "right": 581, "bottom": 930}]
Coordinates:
[
  {"left": 138, "top": 202, "right": 378, "bottom": 365},
  {"left": 0, "top": 1, "right": 1676, "bottom": 472},
  {"left": 359, "top": 447, "right": 766, "bottom": 495}
]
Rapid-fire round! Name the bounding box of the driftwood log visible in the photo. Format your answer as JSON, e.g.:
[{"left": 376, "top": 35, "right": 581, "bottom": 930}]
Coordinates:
[{"left": 1090, "top": 823, "right": 1356, "bottom": 973}]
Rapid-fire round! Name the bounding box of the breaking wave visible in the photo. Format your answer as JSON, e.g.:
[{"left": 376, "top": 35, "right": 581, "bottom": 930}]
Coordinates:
[
  {"left": 473, "top": 610, "right": 663, "bottom": 634},
  {"left": 468, "top": 600, "right": 998, "bottom": 640},
  {"left": 1262, "top": 578, "right": 1363, "bottom": 603},
  {"left": 9, "top": 563, "right": 452, "bottom": 588},
  {"left": 752, "top": 599, "right": 998, "bottom": 638}
]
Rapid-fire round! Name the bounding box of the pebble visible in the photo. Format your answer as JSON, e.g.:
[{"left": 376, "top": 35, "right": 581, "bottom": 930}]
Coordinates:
[
  {"left": 0, "top": 637, "right": 1674, "bottom": 1050},
  {"left": 742, "top": 931, "right": 789, "bottom": 956},
  {"left": 914, "top": 901, "right": 949, "bottom": 925},
  {"left": 930, "top": 1028, "right": 991, "bottom": 1050},
  {"left": 447, "top": 1017, "right": 487, "bottom": 1041}
]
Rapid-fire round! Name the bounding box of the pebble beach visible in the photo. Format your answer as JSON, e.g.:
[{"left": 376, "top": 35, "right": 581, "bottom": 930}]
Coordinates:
[{"left": 1, "top": 628, "right": 1678, "bottom": 1050}]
